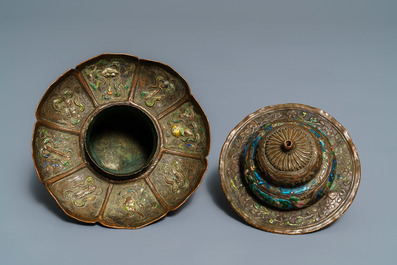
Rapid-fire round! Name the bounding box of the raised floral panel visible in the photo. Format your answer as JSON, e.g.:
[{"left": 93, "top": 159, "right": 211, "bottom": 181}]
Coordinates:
[
  {"left": 36, "top": 70, "right": 95, "bottom": 130},
  {"left": 101, "top": 179, "right": 167, "bottom": 228},
  {"left": 159, "top": 101, "right": 209, "bottom": 155},
  {"left": 148, "top": 154, "right": 206, "bottom": 209},
  {"left": 33, "top": 124, "right": 83, "bottom": 182},
  {"left": 78, "top": 55, "right": 138, "bottom": 104},
  {"left": 49, "top": 167, "right": 110, "bottom": 222},
  {"left": 133, "top": 61, "right": 188, "bottom": 116}
]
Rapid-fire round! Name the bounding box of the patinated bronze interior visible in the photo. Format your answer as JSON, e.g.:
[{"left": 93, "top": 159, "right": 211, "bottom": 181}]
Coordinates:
[
  {"left": 219, "top": 103, "right": 360, "bottom": 234},
  {"left": 85, "top": 104, "right": 158, "bottom": 179}
]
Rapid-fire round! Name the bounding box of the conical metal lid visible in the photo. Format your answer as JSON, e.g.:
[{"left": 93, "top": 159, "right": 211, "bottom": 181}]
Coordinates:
[{"left": 219, "top": 103, "right": 360, "bottom": 234}]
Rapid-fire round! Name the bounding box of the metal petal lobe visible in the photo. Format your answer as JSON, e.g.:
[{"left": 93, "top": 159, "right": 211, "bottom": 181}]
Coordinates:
[
  {"left": 76, "top": 54, "right": 138, "bottom": 105},
  {"left": 36, "top": 70, "right": 95, "bottom": 130},
  {"left": 148, "top": 153, "right": 206, "bottom": 210},
  {"left": 48, "top": 167, "right": 110, "bottom": 222},
  {"left": 159, "top": 100, "right": 210, "bottom": 156},
  {"left": 33, "top": 123, "right": 83, "bottom": 182},
  {"left": 101, "top": 179, "right": 167, "bottom": 229},
  {"left": 133, "top": 60, "right": 189, "bottom": 116}
]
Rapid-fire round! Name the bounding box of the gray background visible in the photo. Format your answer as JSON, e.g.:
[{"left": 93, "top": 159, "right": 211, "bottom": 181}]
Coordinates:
[{"left": 1, "top": 0, "right": 396, "bottom": 264}]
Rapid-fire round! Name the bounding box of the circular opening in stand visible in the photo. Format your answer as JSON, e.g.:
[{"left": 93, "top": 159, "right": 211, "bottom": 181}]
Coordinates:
[
  {"left": 283, "top": 139, "right": 293, "bottom": 150},
  {"left": 85, "top": 104, "right": 158, "bottom": 180}
]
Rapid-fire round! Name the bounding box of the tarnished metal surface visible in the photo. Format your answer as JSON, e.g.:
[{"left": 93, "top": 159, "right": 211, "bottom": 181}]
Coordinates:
[
  {"left": 219, "top": 103, "right": 360, "bottom": 234},
  {"left": 33, "top": 54, "right": 210, "bottom": 229}
]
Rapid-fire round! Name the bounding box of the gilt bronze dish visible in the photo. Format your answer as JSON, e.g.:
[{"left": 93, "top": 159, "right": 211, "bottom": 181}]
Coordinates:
[
  {"left": 32, "top": 54, "right": 210, "bottom": 229},
  {"left": 219, "top": 103, "right": 360, "bottom": 234}
]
